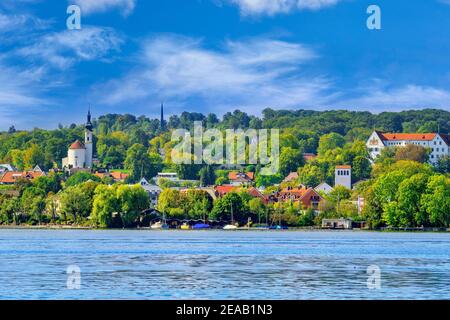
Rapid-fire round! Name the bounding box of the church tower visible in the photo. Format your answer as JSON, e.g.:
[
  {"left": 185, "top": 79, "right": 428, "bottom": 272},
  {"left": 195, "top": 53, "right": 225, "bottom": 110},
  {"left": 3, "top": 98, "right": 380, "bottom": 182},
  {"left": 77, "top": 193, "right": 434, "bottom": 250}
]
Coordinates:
[
  {"left": 160, "top": 102, "right": 165, "bottom": 131},
  {"left": 85, "top": 108, "right": 93, "bottom": 168}
]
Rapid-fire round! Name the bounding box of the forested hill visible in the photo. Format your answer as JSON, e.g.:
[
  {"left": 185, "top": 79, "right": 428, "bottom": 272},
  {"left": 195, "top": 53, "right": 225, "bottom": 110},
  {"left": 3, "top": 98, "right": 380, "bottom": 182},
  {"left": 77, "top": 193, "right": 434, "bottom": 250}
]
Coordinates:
[{"left": 0, "top": 108, "right": 449, "bottom": 171}]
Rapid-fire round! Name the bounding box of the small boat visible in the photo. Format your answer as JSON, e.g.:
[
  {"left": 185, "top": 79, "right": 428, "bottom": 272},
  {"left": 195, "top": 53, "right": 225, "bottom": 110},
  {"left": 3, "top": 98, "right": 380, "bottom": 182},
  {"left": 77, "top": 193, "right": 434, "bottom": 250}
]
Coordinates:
[
  {"left": 180, "top": 222, "right": 190, "bottom": 230},
  {"left": 151, "top": 221, "right": 169, "bottom": 230},
  {"left": 223, "top": 203, "right": 238, "bottom": 230},
  {"left": 269, "top": 225, "right": 288, "bottom": 230},
  {"left": 193, "top": 223, "right": 210, "bottom": 230},
  {"left": 223, "top": 224, "right": 238, "bottom": 230}
]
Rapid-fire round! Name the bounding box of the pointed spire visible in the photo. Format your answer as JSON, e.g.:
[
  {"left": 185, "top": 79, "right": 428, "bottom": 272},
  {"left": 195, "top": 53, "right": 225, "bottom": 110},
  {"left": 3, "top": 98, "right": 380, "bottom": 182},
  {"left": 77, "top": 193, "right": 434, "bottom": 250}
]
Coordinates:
[
  {"left": 86, "top": 105, "right": 93, "bottom": 131},
  {"left": 160, "top": 102, "right": 165, "bottom": 131}
]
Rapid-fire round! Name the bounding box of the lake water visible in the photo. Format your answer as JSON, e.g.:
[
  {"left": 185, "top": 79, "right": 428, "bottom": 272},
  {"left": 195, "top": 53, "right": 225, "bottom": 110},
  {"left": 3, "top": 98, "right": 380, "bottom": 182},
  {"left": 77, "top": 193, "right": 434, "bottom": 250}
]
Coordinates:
[{"left": 0, "top": 229, "right": 448, "bottom": 300}]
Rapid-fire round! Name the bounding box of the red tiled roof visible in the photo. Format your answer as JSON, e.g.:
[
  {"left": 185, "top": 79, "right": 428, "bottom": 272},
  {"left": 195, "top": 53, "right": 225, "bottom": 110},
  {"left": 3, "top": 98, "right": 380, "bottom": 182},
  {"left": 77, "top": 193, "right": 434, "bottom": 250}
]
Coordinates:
[
  {"left": 215, "top": 185, "right": 237, "bottom": 196},
  {"left": 303, "top": 153, "right": 317, "bottom": 162},
  {"left": 228, "top": 172, "right": 255, "bottom": 181},
  {"left": 283, "top": 172, "right": 299, "bottom": 182},
  {"left": 110, "top": 171, "right": 129, "bottom": 181},
  {"left": 379, "top": 133, "right": 437, "bottom": 141},
  {"left": 279, "top": 187, "right": 309, "bottom": 197},
  {"left": 277, "top": 187, "right": 323, "bottom": 202},
  {"left": 336, "top": 165, "right": 351, "bottom": 169},
  {"left": 69, "top": 140, "right": 85, "bottom": 150},
  {"left": 0, "top": 171, "right": 44, "bottom": 184},
  {"left": 95, "top": 171, "right": 129, "bottom": 181}
]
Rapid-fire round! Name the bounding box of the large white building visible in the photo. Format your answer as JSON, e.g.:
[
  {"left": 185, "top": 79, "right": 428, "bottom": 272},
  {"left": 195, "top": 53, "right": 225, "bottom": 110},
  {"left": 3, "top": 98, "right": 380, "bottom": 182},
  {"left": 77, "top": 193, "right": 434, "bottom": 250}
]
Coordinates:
[
  {"left": 62, "top": 110, "right": 94, "bottom": 169},
  {"left": 366, "top": 131, "right": 450, "bottom": 165}
]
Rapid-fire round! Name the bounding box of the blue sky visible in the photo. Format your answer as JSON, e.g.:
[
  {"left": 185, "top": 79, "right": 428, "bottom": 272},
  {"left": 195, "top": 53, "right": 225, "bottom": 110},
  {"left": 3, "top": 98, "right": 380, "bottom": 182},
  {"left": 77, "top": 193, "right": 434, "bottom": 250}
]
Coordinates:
[{"left": 1, "top": 0, "right": 450, "bottom": 130}]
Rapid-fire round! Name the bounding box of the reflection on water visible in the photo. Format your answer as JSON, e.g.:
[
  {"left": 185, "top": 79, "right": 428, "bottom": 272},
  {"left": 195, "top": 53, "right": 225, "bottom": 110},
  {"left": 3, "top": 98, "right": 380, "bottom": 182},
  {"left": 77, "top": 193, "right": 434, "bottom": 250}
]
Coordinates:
[{"left": 0, "top": 230, "right": 448, "bottom": 300}]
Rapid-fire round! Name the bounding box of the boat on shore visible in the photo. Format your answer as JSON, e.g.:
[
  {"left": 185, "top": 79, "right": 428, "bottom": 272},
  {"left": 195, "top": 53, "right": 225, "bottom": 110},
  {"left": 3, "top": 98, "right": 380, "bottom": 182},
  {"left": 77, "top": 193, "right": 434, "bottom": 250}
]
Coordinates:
[
  {"left": 269, "top": 225, "right": 289, "bottom": 230},
  {"left": 180, "top": 222, "right": 190, "bottom": 230},
  {"left": 223, "top": 203, "right": 238, "bottom": 230},
  {"left": 193, "top": 223, "right": 210, "bottom": 230},
  {"left": 150, "top": 221, "right": 169, "bottom": 230}
]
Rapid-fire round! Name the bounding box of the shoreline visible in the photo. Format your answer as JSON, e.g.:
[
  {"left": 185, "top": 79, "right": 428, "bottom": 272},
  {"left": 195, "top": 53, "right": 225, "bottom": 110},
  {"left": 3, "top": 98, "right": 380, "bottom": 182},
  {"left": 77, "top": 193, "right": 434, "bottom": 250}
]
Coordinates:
[{"left": 0, "top": 225, "right": 448, "bottom": 233}]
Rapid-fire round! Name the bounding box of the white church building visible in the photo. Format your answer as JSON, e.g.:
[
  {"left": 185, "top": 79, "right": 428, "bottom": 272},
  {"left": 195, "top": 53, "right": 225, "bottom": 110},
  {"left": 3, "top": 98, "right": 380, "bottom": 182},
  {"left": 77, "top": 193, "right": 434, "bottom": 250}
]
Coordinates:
[
  {"left": 62, "top": 110, "right": 94, "bottom": 170},
  {"left": 366, "top": 131, "right": 450, "bottom": 165}
]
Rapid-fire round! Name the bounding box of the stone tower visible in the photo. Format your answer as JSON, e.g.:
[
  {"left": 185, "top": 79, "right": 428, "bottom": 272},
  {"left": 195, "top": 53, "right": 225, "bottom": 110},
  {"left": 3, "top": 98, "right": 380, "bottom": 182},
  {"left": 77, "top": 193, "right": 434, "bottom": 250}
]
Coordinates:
[
  {"left": 85, "top": 109, "right": 93, "bottom": 168},
  {"left": 335, "top": 165, "right": 352, "bottom": 189}
]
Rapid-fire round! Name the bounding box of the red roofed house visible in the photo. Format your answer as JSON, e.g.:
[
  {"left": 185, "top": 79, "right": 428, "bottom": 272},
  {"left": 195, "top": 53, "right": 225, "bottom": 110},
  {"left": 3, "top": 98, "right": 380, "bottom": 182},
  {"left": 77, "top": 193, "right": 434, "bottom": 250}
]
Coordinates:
[
  {"left": 367, "top": 131, "right": 450, "bottom": 165},
  {"left": 94, "top": 171, "right": 130, "bottom": 182},
  {"left": 214, "top": 185, "right": 269, "bottom": 204},
  {"left": 215, "top": 185, "right": 238, "bottom": 197},
  {"left": 276, "top": 186, "right": 324, "bottom": 210},
  {"left": 228, "top": 172, "right": 255, "bottom": 186},
  {"left": 283, "top": 172, "right": 299, "bottom": 183},
  {"left": 0, "top": 169, "right": 45, "bottom": 185},
  {"left": 303, "top": 153, "right": 317, "bottom": 162}
]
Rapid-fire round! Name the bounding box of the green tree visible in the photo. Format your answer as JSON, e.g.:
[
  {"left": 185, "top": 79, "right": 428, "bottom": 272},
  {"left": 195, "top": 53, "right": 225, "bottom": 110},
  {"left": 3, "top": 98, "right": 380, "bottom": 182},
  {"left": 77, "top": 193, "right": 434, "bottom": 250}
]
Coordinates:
[
  {"left": 421, "top": 175, "right": 450, "bottom": 227},
  {"left": 60, "top": 186, "right": 91, "bottom": 222},
  {"left": 65, "top": 172, "right": 100, "bottom": 187},
  {"left": 124, "top": 144, "right": 162, "bottom": 182},
  {"left": 279, "top": 147, "right": 304, "bottom": 176},
  {"left": 248, "top": 198, "right": 266, "bottom": 225},
  {"left": 352, "top": 156, "right": 371, "bottom": 181},
  {"left": 92, "top": 185, "right": 119, "bottom": 228},
  {"left": 317, "top": 133, "right": 345, "bottom": 156},
  {"left": 116, "top": 185, "right": 150, "bottom": 227},
  {"left": 395, "top": 145, "right": 429, "bottom": 163},
  {"left": 298, "top": 164, "right": 324, "bottom": 187}
]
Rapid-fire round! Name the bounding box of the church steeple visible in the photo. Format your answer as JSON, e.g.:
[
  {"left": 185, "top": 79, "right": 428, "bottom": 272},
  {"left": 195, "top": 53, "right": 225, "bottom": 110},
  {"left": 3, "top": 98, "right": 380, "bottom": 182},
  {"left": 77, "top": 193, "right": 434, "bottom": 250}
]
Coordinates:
[
  {"left": 160, "top": 102, "right": 165, "bottom": 131},
  {"left": 86, "top": 107, "right": 93, "bottom": 131}
]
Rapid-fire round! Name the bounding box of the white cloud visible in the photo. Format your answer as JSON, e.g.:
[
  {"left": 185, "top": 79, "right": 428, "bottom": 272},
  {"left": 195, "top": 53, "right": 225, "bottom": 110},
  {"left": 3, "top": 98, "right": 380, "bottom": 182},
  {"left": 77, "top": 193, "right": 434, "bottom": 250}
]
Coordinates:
[
  {"left": 333, "top": 84, "right": 450, "bottom": 112},
  {"left": 96, "top": 35, "right": 334, "bottom": 114},
  {"left": 0, "top": 62, "right": 55, "bottom": 129},
  {"left": 228, "top": 0, "right": 342, "bottom": 16},
  {"left": 72, "top": 0, "right": 136, "bottom": 16},
  {"left": 15, "top": 26, "right": 123, "bottom": 69},
  {"left": 0, "top": 11, "right": 49, "bottom": 33}
]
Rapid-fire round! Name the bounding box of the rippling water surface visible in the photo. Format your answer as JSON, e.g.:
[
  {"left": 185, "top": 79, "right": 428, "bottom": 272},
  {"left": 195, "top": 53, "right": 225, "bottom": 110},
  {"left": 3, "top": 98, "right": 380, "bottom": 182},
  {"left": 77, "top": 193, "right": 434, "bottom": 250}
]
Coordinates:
[{"left": 0, "top": 229, "right": 448, "bottom": 300}]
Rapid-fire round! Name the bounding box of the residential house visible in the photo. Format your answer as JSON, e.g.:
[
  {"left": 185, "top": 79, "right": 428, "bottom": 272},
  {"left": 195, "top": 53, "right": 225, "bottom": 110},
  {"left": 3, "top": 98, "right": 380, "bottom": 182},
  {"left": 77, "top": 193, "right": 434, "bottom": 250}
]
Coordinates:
[
  {"left": 138, "top": 178, "right": 161, "bottom": 208},
  {"left": 276, "top": 186, "right": 324, "bottom": 210},
  {"left": 315, "top": 182, "right": 334, "bottom": 195},
  {"left": 228, "top": 172, "right": 255, "bottom": 186},
  {"left": 0, "top": 168, "right": 45, "bottom": 185},
  {"left": 283, "top": 172, "right": 299, "bottom": 183}
]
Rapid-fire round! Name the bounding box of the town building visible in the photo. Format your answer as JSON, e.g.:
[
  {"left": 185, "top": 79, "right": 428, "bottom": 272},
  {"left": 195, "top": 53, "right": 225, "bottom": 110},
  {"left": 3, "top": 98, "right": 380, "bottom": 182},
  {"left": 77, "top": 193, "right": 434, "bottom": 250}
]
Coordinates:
[
  {"left": 366, "top": 131, "right": 450, "bottom": 165},
  {"left": 315, "top": 182, "right": 334, "bottom": 195},
  {"left": 214, "top": 185, "right": 269, "bottom": 204},
  {"left": 276, "top": 186, "right": 323, "bottom": 210},
  {"left": 62, "top": 110, "right": 94, "bottom": 170},
  {"left": 303, "top": 153, "right": 317, "bottom": 163},
  {"left": 138, "top": 178, "right": 162, "bottom": 208},
  {"left": 94, "top": 171, "right": 130, "bottom": 183},
  {"left": 322, "top": 218, "right": 353, "bottom": 230},
  {"left": 335, "top": 165, "right": 352, "bottom": 189},
  {"left": 283, "top": 172, "right": 299, "bottom": 183},
  {"left": 228, "top": 172, "right": 254, "bottom": 186},
  {"left": 155, "top": 172, "right": 179, "bottom": 182},
  {"left": 0, "top": 164, "right": 17, "bottom": 174},
  {"left": 0, "top": 166, "right": 45, "bottom": 185}
]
